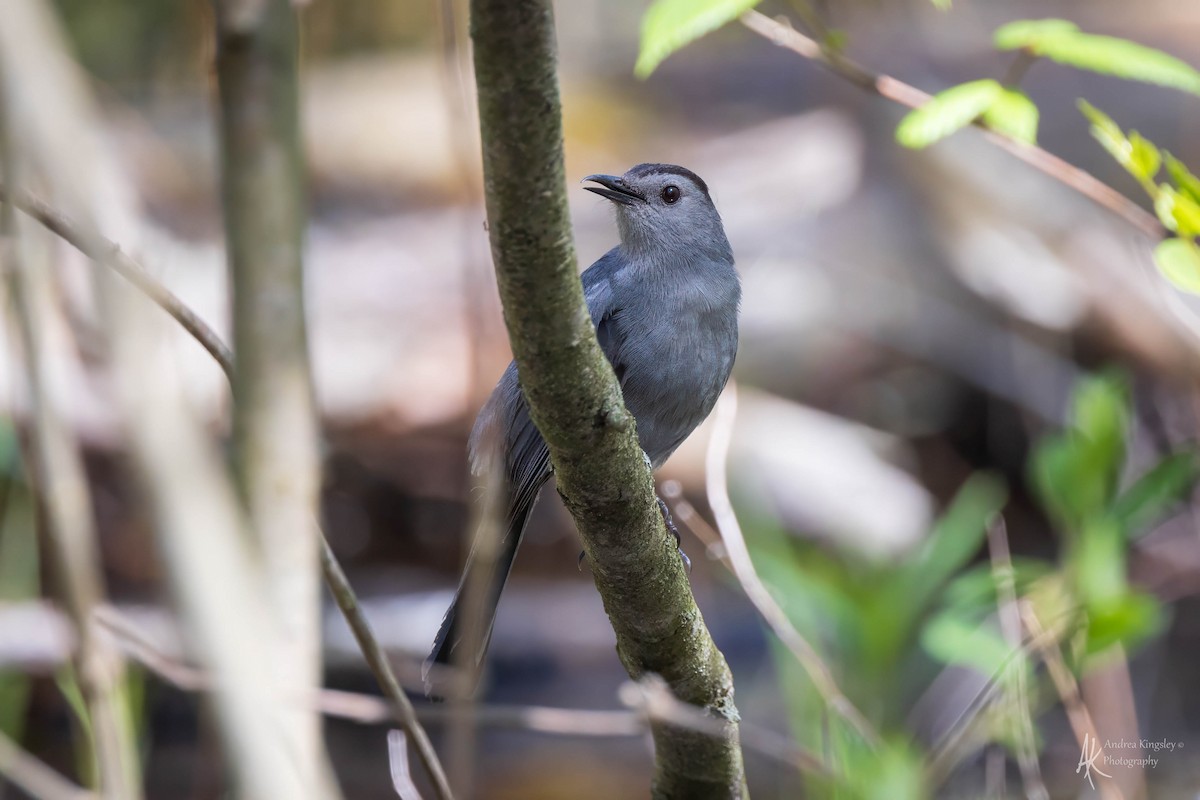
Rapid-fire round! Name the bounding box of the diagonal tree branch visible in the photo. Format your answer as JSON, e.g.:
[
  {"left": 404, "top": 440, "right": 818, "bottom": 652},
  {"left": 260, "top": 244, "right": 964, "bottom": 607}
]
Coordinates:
[
  {"left": 0, "top": 185, "right": 233, "bottom": 380},
  {"left": 740, "top": 10, "right": 1166, "bottom": 240},
  {"left": 469, "top": 1, "right": 746, "bottom": 797}
]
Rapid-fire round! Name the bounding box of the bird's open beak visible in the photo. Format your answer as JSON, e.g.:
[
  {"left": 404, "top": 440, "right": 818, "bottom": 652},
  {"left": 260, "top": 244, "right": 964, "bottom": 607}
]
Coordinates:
[{"left": 582, "top": 174, "right": 644, "bottom": 205}]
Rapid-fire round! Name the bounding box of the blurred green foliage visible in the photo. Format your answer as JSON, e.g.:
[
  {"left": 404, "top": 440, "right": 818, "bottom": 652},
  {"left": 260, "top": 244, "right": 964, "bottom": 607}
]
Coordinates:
[
  {"left": 895, "top": 19, "right": 1200, "bottom": 149},
  {"left": 0, "top": 418, "right": 36, "bottom": 745},
  {"left": 741, "top": 372, "right": 1196, "bottom": 796},
  {"left": 1078, "top": 102, "right": 1200, "bottom": 294}
]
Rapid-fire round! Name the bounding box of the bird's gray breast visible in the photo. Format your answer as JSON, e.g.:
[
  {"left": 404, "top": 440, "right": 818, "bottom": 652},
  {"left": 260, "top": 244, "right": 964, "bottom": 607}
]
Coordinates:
[{"left": 602, "top": 266, "right": 739, "bottom": 467}]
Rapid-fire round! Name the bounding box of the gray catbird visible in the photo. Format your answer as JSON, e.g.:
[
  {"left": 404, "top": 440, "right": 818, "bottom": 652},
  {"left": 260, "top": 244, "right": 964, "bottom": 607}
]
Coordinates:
[{"left": 428, "top": 163, "right": 740, "bottom": 687}]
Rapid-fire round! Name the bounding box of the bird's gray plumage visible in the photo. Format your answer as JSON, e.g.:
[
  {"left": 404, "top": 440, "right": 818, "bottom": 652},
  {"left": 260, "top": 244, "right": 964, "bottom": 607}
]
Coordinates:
[{"left": 427, "top": 163, "right": 740, "bottom": 689}]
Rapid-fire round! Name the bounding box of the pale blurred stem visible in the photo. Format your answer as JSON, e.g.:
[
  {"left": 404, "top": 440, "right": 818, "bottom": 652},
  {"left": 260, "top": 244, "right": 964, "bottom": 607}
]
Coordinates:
[
  {"left": 1020, "top": 605, "right": 1122, "bottom": 800},
  {"left": 740, "top": 10, "right": 1167, "bottom": 239},
  {"left": 0, "top": 97, "right": 141, "bottom": 800},
  {"left": 986, "top": 519, "right": 1047, "bottom": 800},
  {"left": 212, "top": 0, "right": 323, "bottom": 787},
  {"left": 0, "top": 187, "right": 454, "bottom": 800},
  {"left": 0, "top": 728, "right": 94, "bottom": 800},
  {"left": 470, "top": 1, "right": 746, "bottom": 797},
  {"left": 701, "top": 388, "right": 880, "bottom": 750}
]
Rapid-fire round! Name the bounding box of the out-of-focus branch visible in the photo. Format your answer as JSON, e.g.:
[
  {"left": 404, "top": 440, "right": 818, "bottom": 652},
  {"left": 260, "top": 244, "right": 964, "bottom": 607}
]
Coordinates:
[
  {"left": 95, "top": 604, "right": 831, "bottom": 778},
  {"left": 620, "top": 676, "right": 829, "bottom": 778},
  {"left": 469, "top": 0, "right": 746, "bottom": 796},
  {"left": 987, "top": 518, "right": 1047, "bottom": 800},
  {"left": 0, "top": 184, "right": 233, "bottom": 381},
  {"left": 1, "top": 88, "right": 141, "bottom": 800},
  {"left": 739, "top": 10, "right": 1166, "bottom": 240},
  {"left": 211, "top": 0, "right": 324, "bottom": 788},
  {"left": 0, "top": 0, "right": 310, "bottom": 795},
  {"left": 319, "top": 538, "right": 455, "bottom": 800},
  {"left": 0, "top": 728, "right": 95, "bottom": 800},
  {"left": 1020, "top": 604, "right": 1122, "bottom": 800},
  {"left": 701, "top": 386, "right": 880, "bottom": 748},
  {"left": 0, "top": 186, "right": 454, "bottom": 800}
]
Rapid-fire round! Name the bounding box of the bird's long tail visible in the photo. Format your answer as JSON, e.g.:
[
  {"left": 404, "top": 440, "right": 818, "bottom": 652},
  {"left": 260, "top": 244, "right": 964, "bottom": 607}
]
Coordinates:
[{"left": 425, "top": 489, "right": 538, "bottom": 693}]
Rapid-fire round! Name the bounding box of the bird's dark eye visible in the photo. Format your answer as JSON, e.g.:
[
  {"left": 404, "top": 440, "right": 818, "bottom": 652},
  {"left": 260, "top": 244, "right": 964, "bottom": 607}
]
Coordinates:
[{"left": 661, "top": 185, "right": 680, "bottom": 204}]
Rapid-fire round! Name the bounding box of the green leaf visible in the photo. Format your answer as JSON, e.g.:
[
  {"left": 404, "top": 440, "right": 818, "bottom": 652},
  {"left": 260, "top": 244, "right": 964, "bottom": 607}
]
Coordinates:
[
  {"left": 896, "top": 79, "right": 1002, "bottom": 149},
  {"left": 931, "top": 0, "right": 951, "bottom": 9},
  {"left": 851, "top": 740, "right": 927, "bottom": 800},
  {"left": 1113, "top": 450, "right": 1200, "bottom": 538},
  {"left": 1085, "top": 589, "right": 1164, "bottom": 654},
  {"left": 1072, "top": 372, "right": 1129, "bottom": 471},
  {"left": 1164, "top": 152, "right": 1200, "bottom": 204},
  {"left": 922, "top": 611, "right": 1024, "bottom": 679},
  {"left": 1156, "top": 185, "right": 1200, "bottom": 237},
  {"left": 1154, "top": 238, "right": 1200, "bottom": 295},
  {"left": 1128, "top": 132, "right": 1162, "bottom": 181},
  {"left": 982, "top": 88, "right": 1039, "bottom": 144},
  {"left": 1078, "top": 100, "right": 1133, "bottom": 169},
  {"left": 636, "top": 0, "right": 762, "bottom": 78},
  {"left": 994, "top": 19, "right": 1079, "bottom": 51},
  {"left": 1021, "top": 30, "right": 1200, "bottom": 95},
  {"left": 1031, "top": 436, "right": 1108, "bottom": 529},
  {"left": 941, "top": 558, "right": 1054, "bottom": 615},
  {"left": 1075, "top": 515, "right": 1125, "bottom": 606},
  {"left": 888, "top": 474, "right": 1007, "bottom": 609}
]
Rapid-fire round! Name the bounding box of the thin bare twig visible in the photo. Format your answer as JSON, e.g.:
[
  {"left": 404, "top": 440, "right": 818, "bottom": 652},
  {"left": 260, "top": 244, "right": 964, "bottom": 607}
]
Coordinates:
[
  {"left": 987, "top": 518, "right": 1048, "bottom": 800},
  {"left": 1021, "top": 603, "right": 1124, "bottom": 800},
  {"left": 98, "top": 604, "right": 643, "bottom": 735},
  {"left": 739, "top": 10, "right": 1166, "bottom": 240},
  {"left": 703, "top": 384, "right": 881, "bottom": 748},
  {"left": 0, "top": 728, "right": 95, "bottom": 800},
  {"left": 924, "top": 605, "right": 1074, "bottom": 785},
  {"left": 619, "top": 676, "right": 830, "bottom": 778},
  {"left": 0, "top": 184, "right": 233, "bottom": 381},
  {"left": 320, "top": 538, "right": 456, "bottom": 800}
]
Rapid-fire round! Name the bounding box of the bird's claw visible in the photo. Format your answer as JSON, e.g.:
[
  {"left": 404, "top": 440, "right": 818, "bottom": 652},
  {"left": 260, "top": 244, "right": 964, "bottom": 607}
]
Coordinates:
[{"left": 657, "top": 496, "right": 691, "bottom": 574}]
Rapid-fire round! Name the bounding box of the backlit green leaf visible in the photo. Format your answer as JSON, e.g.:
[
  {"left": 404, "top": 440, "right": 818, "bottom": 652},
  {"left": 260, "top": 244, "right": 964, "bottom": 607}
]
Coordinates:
[
  {"left": 1026, "top": 31, "right": 1200, "bottom": 95},
  {"left": 994, "top": 19, "right": 1079, "bottom": 51},
  {"left": 1128, "top": 132, "right": 1161, "bottom": 181},
  {"left": 1164, "top": 152, "right": 1200, "bottom": 204},
  {"left": 1154, "top": 238, "right": 1200, "bottom": 295},
  {"left": 636, "top": 0, "right": 762, "bottom": 78},
  {"left": 1156, "top": 185, "right": 1200, "bottom": 237},
  {"left": 982, "top": 88, "right": 1039, "bottom": 144},
  {"left": 896, "top": 79, "right": 1002, "bottom": 149},
  {"left": 1078, "top": 100, "right": 1132, "bottom": 169}
]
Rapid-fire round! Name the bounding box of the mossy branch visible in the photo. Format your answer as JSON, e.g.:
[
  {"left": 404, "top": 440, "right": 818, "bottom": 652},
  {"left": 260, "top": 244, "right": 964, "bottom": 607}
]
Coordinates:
[{"left": 468, "top": 1, "right": 746, "bottom": 796}]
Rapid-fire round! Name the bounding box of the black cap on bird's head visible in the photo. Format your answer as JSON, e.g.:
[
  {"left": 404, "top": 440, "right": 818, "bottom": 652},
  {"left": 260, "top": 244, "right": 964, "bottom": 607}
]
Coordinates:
[{"left": 582, "top": 163, "right": 727, "bottom": 258}]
